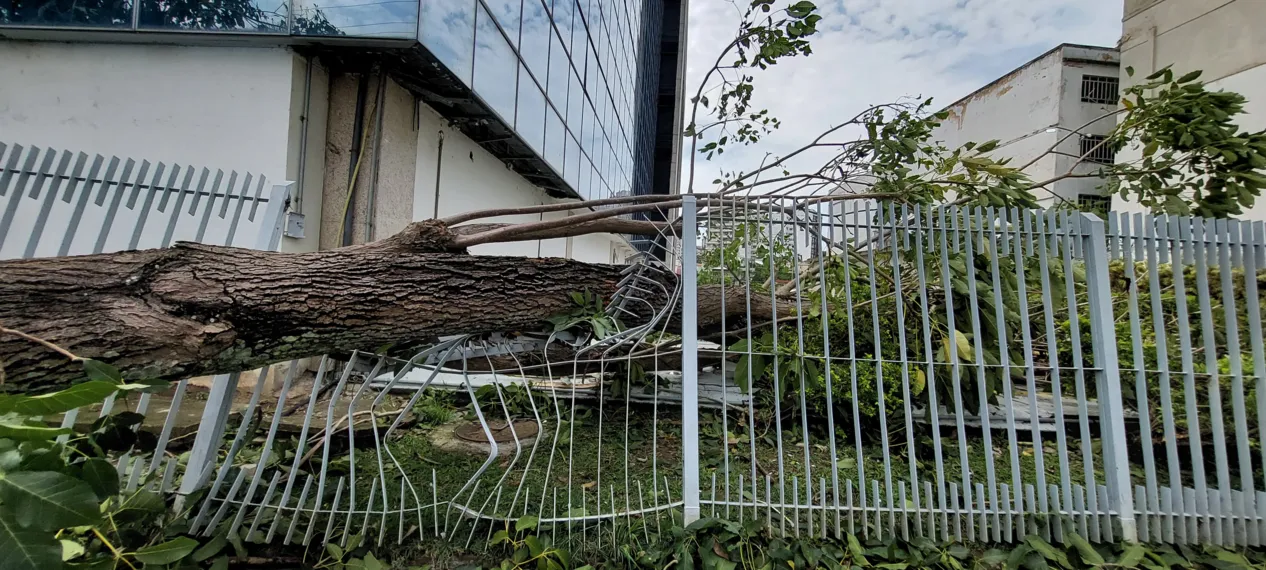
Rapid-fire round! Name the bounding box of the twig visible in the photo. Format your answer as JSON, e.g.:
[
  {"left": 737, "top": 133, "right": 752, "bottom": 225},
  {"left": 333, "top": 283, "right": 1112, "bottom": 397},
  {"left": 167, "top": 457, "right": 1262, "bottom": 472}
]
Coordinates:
[
  {"left": 0, "top": 323, "right": 82, "bottom": 362},
  {"left": 92, "top": 528, "right": 138, "bottom": 570}
]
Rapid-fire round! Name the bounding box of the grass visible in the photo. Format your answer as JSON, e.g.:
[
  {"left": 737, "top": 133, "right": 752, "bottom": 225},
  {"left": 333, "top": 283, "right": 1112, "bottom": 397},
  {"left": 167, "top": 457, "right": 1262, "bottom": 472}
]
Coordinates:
[
  {"left": 230, "top": 383, "right": 1251, "bottom": 565},
  {"left": 287, "top": 394, "right": 1112, "bottom": 548}
]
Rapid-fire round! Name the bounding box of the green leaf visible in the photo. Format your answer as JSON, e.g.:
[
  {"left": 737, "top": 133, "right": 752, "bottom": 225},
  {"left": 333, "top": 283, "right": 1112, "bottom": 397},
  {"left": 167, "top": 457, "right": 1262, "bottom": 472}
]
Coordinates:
[
  {"left": 133, "top": 537, "right": 199, "bottom": 565},
  {"left": 81, "top": 360, "right": 121, "bottom": 384},
  {"left": 516, "top": 515, "right": 539, "bottom": 533},
  {"left": 1117, "top": 545, "right": 1147, "bottom": 568},
  {"left": 112, "top": 490, "right": 165, "bottom": 524},
  {"left": 65, "top": 558, "right": 114, "bottom": 570},
  {"left": 0, "top": 511, "right": 62, "bottom": 570},
  {"left": 0, "top": 471, "right": 100, "bottom": 531},
  {"left": 78, "top": 459, "right": 118, "bottom": 501},
  {"left": 228, "top": 532, "right": 247, "bottom": 559},
  {"left": 978, "top": 549, "right": 1009, "bottom": 568},
  {"left": 363, "top": 552, "right": 385, "bottom": 570},
  {"left": 1024, "top": 535, "right": 1070, "bottom": 569},
  {"left": 1006, "top": 544, "right": 1033, "bottom": 570},
  {"left": 326, "top": 541, "right": 345, "bottom": 561},
  {"left": 1177, "top": 70, "right": 1203, "bottom": 84},
  {"left": 0, "top": 382, "right": 119, "bottom": 417},
  {"left": 954, "top": 330, "right": 975, "bottom": 362},
  {"left": 525, "top": 535, "right": 544, "bottom": 557},
  {"left": 847, "top": 533, "right": 868, "bottom": 565},
  {"left": 1065, "top": 531, "right": 1104, "bottom": 566},
  {"left": 59, "top": 540, "right": 84, "bottom": 562},
  {"left": 193, "top": 533, "right": 229, "bottom": 562},
  {"left": 210, "top": 557, "right": 230, "bottom": 570},
  {"left": 0, "top": 420, "right": 70, "bottom": 442}
]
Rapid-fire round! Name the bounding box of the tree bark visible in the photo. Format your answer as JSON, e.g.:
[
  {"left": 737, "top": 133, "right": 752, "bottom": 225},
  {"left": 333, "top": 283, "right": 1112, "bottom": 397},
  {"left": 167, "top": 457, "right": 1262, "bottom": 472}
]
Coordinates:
[
  {"left": 0, "top": 221, "right": 669, "bottom": 393},
  {"left": 0, "top": 219, "right": 796, "bottom": 394}
]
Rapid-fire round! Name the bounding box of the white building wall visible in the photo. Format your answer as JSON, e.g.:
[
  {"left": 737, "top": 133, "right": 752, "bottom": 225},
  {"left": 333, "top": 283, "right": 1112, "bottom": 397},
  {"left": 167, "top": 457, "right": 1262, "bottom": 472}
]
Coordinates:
[
  {"left": 1055, "top": 54, "right": 1122, "bottom": 203},
  {"left": 930, "top": 50, "right": 1064, "bottom": 203},
  {"left": 0, "top": 40, "right": 634, "bottom": 262},
  {"left": 412, "top": 103, "right": 632, "bottom": 264},
  {"left": 0, "top": 41, "right": 326, "bottom": 251},
  {"left": 1116, "top": 0, "right": 1266, "bottom": 218}
]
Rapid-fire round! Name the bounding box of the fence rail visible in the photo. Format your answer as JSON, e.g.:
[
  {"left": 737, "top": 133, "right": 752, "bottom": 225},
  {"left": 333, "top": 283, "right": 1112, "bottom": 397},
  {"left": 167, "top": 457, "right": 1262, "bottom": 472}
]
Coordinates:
[
  {"left": 0, "top": 142, "right": 288, "bottom": 259},
  {"left": 7, "top": 148, "right": 1266, "bottom": 549},
  {"left": 679, "top": 197, "right": 1266, "bottom": 547}
]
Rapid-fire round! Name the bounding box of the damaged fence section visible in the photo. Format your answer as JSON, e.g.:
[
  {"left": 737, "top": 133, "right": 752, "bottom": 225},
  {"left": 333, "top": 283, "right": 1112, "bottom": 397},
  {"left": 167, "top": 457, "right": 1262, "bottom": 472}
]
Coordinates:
[{"left": 6, "top": 145, "right": 1265, "bottom": 549}]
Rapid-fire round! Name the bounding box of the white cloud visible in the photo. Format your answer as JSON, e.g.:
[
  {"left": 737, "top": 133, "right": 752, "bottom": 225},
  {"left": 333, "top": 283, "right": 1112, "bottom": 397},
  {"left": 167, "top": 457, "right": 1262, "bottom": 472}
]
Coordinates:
[{"left": 681, "top": 0, "right": 1123, "bottom": 191}]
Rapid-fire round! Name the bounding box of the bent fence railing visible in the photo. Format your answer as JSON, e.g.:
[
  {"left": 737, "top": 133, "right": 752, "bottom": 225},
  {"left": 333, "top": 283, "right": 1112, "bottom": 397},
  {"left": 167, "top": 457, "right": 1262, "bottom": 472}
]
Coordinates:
[{"left": 7, "top": 148, "right": 1266, "bottom": 550}]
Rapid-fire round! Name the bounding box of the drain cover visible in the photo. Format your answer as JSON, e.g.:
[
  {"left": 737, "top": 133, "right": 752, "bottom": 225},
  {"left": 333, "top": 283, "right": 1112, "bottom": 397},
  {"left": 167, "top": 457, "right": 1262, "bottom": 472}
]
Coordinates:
[{"left": 453, "top": 420, "right": 540, "bottom": 443}]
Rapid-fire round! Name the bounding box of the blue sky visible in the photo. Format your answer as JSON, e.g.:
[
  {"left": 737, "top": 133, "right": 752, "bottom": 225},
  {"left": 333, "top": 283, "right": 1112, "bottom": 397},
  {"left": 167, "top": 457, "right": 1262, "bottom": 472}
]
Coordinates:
[{"left": 683, "top": 0, "right": 1124, "bottom": 189}]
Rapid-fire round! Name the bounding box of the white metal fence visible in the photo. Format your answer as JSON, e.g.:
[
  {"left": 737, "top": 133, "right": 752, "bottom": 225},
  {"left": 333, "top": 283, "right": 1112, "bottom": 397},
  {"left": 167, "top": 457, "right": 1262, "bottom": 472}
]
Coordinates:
[
  {"left": 0, "top": 140, "right": 292, "bottom": 510},
  {"left": 7, "top": 147, "right": 1266, "bottom": 549},
  {"left": 678, "top": 196, "right": 1266, "bottom": 547},
  {"left": 0, "top": 143, "right": 289, "bottom": 258}
]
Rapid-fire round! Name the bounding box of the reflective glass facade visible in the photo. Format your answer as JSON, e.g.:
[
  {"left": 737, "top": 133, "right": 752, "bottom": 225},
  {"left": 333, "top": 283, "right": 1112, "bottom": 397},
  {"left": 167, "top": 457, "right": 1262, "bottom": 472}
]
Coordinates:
[
  {"left": 422, "top": 0, "right": 654, "bottom": 201},
  {"left": 1, "top": 0, "right": 670, "bottom": 201}
]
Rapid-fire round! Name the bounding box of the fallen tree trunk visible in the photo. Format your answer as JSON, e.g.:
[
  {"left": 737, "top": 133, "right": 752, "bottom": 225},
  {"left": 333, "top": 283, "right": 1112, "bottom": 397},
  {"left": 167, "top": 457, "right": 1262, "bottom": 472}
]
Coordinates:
[
  {"left": 0, "top": 219, "right": 795, "bottom": 394},
  {"left": 0, "top": 221, "right": 671, "bottom": 393}
]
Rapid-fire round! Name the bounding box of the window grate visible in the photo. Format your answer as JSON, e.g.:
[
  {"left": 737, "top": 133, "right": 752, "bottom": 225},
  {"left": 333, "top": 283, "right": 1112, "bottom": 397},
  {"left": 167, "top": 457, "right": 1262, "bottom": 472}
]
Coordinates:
[
  {"left": 1080, "top": 134, "right": 1115, "bottom": 165},
  {"left": 1077, "top": 194, "right": 1112, "bottom": 217},
  {"left": 1081, "top": 74, "right": 1120, "bottom": 105}
]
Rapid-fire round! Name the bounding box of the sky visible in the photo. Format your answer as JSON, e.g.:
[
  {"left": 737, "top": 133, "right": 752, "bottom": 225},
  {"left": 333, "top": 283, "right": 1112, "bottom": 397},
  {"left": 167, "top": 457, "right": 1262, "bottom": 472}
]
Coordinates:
[{"left": 681, "top": 0, "right": 1125, "bottom": 191}]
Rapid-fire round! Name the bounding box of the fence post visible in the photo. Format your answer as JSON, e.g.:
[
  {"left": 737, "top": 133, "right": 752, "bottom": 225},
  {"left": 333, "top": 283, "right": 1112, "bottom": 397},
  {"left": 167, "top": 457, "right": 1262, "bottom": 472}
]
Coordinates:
[
  {"left": 1080, "top": 212, "right": 1138, "bottom": 542},
  {"left": 179, "top": 372, "right": 242, "bottom": 494},
  {"left": 254, "top": 182, "right": 293, "bottom": 252},
  {"left": 681, "top": 194, "right": 701, "bottom": 524}
]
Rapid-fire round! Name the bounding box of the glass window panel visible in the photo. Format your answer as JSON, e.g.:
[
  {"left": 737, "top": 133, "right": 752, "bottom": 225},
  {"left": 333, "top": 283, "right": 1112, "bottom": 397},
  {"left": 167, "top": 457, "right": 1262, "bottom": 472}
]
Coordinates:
[
  {"left": 585, "top": 39, "right": 599, "bottom": 91},
  {"left": 551, "top": 0, "right": 573, "bottom": 52},
  {"left": 587, "top": 160, "right": 599, "bottom": 201},
  {"left": 545, "top": 109, "right": 565, "bottom": 175},
  {"left": 519, "top": 0, "right": 550, "bottom": 79},
  {"left": 547, "top": 29, "right": 569, "bottom": 108},
  {"left": 601, "top": 140, "right": 612, "bottom": 186},
  {"left": 485, "top": 0, "right": 519, "bottom": 46},
  {"left": 579, "top": 155, "right": 592, "bottom": 200},
  {"left": 580, "top": 103, "right": 595, "bottom": 157},
  {"left": 567, "top": 70, "right": 583, "bottom": 131},
  {"left": 564, "top": 134, "right": 581, "bottom": 192},
  {"left": 474, "top": 4, "right": 518, "bottom": 124},
  {"left": 590, "top": 106, "right": 602, "bottom": 156},
  {"left": 140, "top": 0, "right": 287, "bottom": 31},
  {"left": 421, "top": 0, "right": 475, "bottom": 86},
  {"left": 515, "top": 65, "right": 547, "bottom": 156},
  {"left": 3, "top": 0, "right": 132, "bottom": 26},
  {"left": 570, "top": 2, "right": 586, "bottom": 50}
]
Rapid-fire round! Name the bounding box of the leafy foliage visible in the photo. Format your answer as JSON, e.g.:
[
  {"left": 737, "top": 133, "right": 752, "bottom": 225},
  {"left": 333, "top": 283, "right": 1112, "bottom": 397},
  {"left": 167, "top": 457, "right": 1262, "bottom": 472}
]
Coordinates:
[
  {"left": 0, "top": 360, "right": 222, "bottom": 570},
  {"left": 544, "top": 289, "right": 623, "bottom": 340},
  {"left": 621, "top": 516, "right": 1266, "bottom": 570},
  {"left": 1112, "top": 67, "right": 1266, "bottom": 218},
  {"left": 488, "top": 516, "right": 592, "bottom": 570}
]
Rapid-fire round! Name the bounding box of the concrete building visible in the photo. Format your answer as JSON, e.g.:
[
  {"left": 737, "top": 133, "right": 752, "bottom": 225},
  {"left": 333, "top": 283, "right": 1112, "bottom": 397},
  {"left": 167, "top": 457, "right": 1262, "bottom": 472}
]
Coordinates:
[
  {"left": 929, "top": 44, "right": 1121, "bottom": 211},
  {"left": 0, "top": 0, "right": 688, "bottom": 262},
  {"left": 1115, "top": 0, "right": 1266, "bottom": 218}
]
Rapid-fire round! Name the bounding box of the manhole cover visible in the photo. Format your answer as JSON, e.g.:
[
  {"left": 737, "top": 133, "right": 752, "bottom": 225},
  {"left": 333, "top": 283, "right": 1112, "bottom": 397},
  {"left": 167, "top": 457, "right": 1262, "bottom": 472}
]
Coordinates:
[{"left": 453, "top": 420, "right": 539, "bottom": 443}]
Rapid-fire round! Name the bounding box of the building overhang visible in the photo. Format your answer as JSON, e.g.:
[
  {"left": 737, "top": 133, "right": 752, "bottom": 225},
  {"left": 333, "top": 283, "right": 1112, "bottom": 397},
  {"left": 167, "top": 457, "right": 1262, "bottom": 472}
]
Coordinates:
[
  {"left": 301, "top": 42, "right": 575, "bottom": 200},
  {"left": 0, "top": 27, "right": 575, "bottom": 200}
]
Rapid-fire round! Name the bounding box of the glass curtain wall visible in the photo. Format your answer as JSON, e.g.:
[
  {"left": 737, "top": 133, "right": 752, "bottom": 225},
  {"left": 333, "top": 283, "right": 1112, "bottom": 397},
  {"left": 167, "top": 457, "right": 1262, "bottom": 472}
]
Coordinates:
[{"left": 422, "top": 0, "right": 648, "bottom": 201}]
